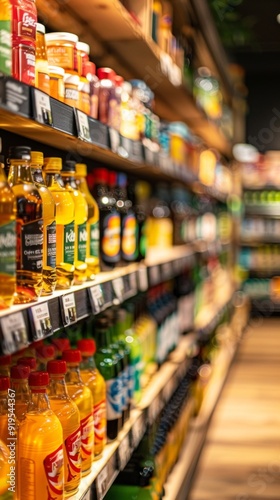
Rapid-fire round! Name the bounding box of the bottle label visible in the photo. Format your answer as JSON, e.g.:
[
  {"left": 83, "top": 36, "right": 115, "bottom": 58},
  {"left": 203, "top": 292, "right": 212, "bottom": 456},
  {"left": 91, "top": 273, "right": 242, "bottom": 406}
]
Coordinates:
[
  {"left": 94, "top": 398, "right": 106, "bottom": 444},
  {"left": 80, "top": 413, "right": 94, "bottom": 459},
  {"left": 65, "top": 87, "right": 79, "bottom": 102},
  {"left": 65, "top": 426, "right": 82, "bottom": 482},
  {"left": 121, "top": 213, "right": 138, "bottom": 260},
  {"left": 46, "top": 220, "right": 56, "bottom": 268},
  {"left": 43, "top": 445, "right": 64, "bottom": 498},
  {"left": 0, "top": 220, "right": 16, "bottom": 276},
  {"left": 64, "top": 221, "right": 75, "bottom": 264},
  {"left": 89, "top": 221, "right": 99, "bottom": 257},
  {"left": 78, "top": 222, "right": 87, "bottom": 262},
  {"left": 106, "top": 377, "right": 122, "bottom": 420},
  {"left": 101, "top": 212, "right": 121, "bottom": 262},
  {"left": 20, "top": 219, "right": 43, "bottom": 272}
]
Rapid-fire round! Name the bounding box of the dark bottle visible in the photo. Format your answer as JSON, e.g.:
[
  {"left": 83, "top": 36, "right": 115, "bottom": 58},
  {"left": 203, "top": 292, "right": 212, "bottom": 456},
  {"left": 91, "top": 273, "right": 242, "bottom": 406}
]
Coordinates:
[
  {"left": 94, "top": 317, "right": 122, "bottom": 440},
  {"left": 131, "top": 180, "right": 151, "bottom": 261},
  {"left": 116, "top": 173, "right": 138, "bottom": 263},
  {"left": 89, "top": 168, "right": 121, "bottom": 270}
]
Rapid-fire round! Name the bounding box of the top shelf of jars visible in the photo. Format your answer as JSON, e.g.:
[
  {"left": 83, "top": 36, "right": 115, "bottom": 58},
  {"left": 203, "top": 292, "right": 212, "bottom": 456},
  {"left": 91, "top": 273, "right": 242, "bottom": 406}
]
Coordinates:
[{"left": 35, "top": 0, "right": 233, "bottom": 157}]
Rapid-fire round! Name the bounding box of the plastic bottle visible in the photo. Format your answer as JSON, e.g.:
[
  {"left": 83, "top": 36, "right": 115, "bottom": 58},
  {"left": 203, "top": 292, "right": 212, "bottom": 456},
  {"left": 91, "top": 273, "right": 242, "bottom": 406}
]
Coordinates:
[
  {"left": 51, "top": 338, "right": 71, "bottom": 358},
  {"left": 18, "top": 371, "right": 64, "bottom": 500},
  {"left": 35, "top": 23, "right": 50, "bottom": 95},
  {"left": 0, "top": 376, "right": 9, "bottom": 446},
  {"left": 75, "top": 163, "right": 100, "bottom": 278},
  {"left": 116, "top": 173, "right": 138, "bottom": 263},
  {"left": 31, "top": 151, "right": 57, "bottom": 295},
  {"left": 10, "top": 364, "right": 30, "bottom": 423},
  {"left": 0, "top": 154, "right": 16, "bottom": 309},
  {"left": 7, "top": 146, "right": 43, "bottom": 304},
  {"left": 77, "top": 338, "right": 107, "bottom": 457},
  {"left": 0, "top": 354, "right": 11, "bottom": 376},
  {"left": 62, "top": 349, "right": 94, "bottom": 476},
  {"left": 61, "top": 161, "right": 88, "bottom": 285},
  {"left": 36, "top": 344, "right": 55, "bottom": 371},
  {"left": 17, "top": 356, "right": 37, "bottom": 372},
  {"left": 43, "top": 157, "right": 75, "bottom": 289},
  {"left": 47, "top": 359, "right": 82, "bottom": 495}
]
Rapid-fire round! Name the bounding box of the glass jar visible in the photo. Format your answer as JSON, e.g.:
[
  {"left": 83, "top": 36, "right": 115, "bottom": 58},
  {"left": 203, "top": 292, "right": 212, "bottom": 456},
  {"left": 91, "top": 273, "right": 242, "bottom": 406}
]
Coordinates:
[
  {"left": 48, "top": 65, "right": 65, "bottom": 102},
  {"left": 45, "top": 32, "right": 78, "bottom": 72}
]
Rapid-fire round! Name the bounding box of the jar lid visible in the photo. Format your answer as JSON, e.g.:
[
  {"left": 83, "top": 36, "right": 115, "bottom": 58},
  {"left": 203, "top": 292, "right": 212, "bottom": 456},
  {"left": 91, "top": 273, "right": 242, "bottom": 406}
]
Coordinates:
[
  {"left": 31, "top": 151, "right": 44, "bottom": 166},
  {"left": 10, "top": 365, "right": 30, "bottom": 380},
  {"left": 78, "top": 80, "right": 90, "bottom": 93},
  {"left": 43, "top": 157, "right": 62, "bottom": 171},
  {"left": 8, "top": 146, "right": 31, "bottom": 161},
  {"left": 48, "top": 65, "right": 65, "bottom": 77},
  {"left": 28, "top": 371, "right": 49, "bottom": 387},
  {"left": 97, "top": 67, "right": 116, "bottom": 81},
  {"left": 45, "top": 32, "right": 79, "bottom": 44},
  {"left": 36, "top": 23, "right": 46, "bottom": 34},
  {"left": 76, "top": 41, "right": 90, "bottom": 54},
  {"left": 17, "top": 357, "right": 37, "bottom": 370},
  {"left": 64, "top": 73, "right": 80, "bottom": 85},
  {"left": 0, "top": 376, "right": 10, "bottom": 391},
  {"left": 62, "top": 349, "right": 82, "bottom": 364},
  {"left": 77, "top": 339, "right": 96, "bottom": 355},
  {"left": 75, "top": 163, "right": 87, "bottom": 177},
  {"left": 47, "top": 360, "right": 67, "bottom": 375}
]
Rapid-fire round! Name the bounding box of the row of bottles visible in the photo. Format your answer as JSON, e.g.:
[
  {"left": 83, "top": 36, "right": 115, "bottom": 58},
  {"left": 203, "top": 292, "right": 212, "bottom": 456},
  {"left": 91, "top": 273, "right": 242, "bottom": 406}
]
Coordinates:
[
  {"left": 242, "top": 278, "right": 271, "bottom": 298},
  {"left": 243, "top": 190, "right": 280, "bottom": 207},
  {"left": 241, "top": 217, "right": 280, "bottom": 241},
  {"left": 239, "top": 245, "right": 280, "bottom": 271}
]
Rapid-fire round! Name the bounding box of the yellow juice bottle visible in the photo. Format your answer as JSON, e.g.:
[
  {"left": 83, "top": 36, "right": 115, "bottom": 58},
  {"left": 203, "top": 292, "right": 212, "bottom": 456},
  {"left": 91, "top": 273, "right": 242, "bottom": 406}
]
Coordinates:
[
  {"left": 77, "top": 339, "right": 106, "bottom": 457},
  {"left": 43, "top": 157, "right": 75, "bottom": 289},
  {"left": 0, "top": 438, "right": 10, "bottom": 496},
  {"left": 61, "top": 161, "right": 88, "bottom": 285},
  {"left": 0, "top": 376, "right": 9, "bottom": 446},
  {"left": 75, "top": 163, "right": 100, "bottom": 278},
  {"left": 10, "top": 365, "right": 31, "bottom": 423},
  {"left": 47, "top": 359, "right": 82, "bottom": 496},
  {"left": 62, "top": 349, "right": 94, "bottom": 476},
  {"left": 18, "top": 371, "right": 64, "bottom": 500},
  {"left": 31, "top": 151, "right": 57, "bottom": 295}
]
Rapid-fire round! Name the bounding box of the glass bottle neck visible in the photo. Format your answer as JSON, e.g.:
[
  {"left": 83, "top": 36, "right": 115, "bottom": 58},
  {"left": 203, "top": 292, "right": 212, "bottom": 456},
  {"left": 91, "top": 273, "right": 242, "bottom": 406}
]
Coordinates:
[
  {"left": 28, "top": 390, "right": 50, "bottom": 412},
  {"left": 45, "top": 171, "right": 64, "bottom": 189},
  {"left": 95, "top": 328, "right": 111, "bottom": 349},
  {"left": 31, "top": 166, "right": 45, "bottom": 185},
  {"left": 10, "top": 379, "right": 30, "bottom": 394},
  {"left": 48, "top": 375, "right": 69, "bottom": 397},
  {"left": 65, "top": 364, "right": 83, "bottom": 384},
  {"left": 8, "top": 160, "right": 33, "bottom": 184},
  {"left": 61, "top": 174, "right": 77, "bottom": 190}
]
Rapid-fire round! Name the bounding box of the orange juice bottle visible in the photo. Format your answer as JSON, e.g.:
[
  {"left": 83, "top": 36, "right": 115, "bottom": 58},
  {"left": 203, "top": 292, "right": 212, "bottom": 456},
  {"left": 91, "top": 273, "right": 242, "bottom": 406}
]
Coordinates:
[
  {"left": 17, "top": 356, "right": 37, "bottom": 372},
  {"left": 0, "top": 376, "right": 9, "bottom": 446},
  {"left": 62, "top": 349, "right": 94, "bottom": 476},
  {"left": 77, "top": 339, "right": 106, "bottom": 458},
  {"left": 10, "top": 365, "right": 31, "bottom": 422},
  {"left": 0, "top": 354, "right": 11, "bottom": 376},
  {"left": 51, "top": 337, "right": 71, "bottom": 358},
  {"left": 0, "top": 438, "right": 10, "bottom": 496},
  {"left": 47, "top": 360, "right": 82, "bottom": 496},
  {"left": 18, "top": 371, "right": 64, "bottom": 500}
]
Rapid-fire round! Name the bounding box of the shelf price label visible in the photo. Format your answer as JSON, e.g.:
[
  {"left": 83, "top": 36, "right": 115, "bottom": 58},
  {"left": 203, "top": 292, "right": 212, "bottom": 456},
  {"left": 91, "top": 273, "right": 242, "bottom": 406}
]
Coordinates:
[
  {"left": 102, "top": 281, "right": 114, "bottom": 309},
  {"left": 60, "top": 293, "right": 77, "bottom": 326},
  {"left": 148, "top": 394, "right": 163, "bottom": 425},
  {"left": 129, "top": 271, "right": 138, "bottom": 295},
  {"left": 161, "top": 261, "right": 173, "bottom": 281},
  {"left": 109, "top": 127, "right": 121, "bottom": 153},
  {"left": 112, "top": 277, "right": 124, "bottom": 303},
  {"left": 95, "top": 464, "right": 109, "bottom": 499},
  {"left": 29, "top": 302, "right": 52, "bottom": 341},
  {"left": 117, "top": 434, "right": 131, "bottom": 471},
  {"left": 0, "top": 312, "right": 28, "bottom": 354},
  {"left": 148, "top": 265, "right": 161, "bottom": 286},
  {"left": 89, "top": 285, "right": 104, "bottom": 314},
  {"left": 75, "top": 109, "right": 91, "bottom": 142},
  {"left": 138, "top": 265, "right": 148, "bottom": 291},
  {"left": 32, "top": 88, "right": 52, "bottom": 125},
  {"left": 131, "top": 413, "right": 146, "bottom": 449}
]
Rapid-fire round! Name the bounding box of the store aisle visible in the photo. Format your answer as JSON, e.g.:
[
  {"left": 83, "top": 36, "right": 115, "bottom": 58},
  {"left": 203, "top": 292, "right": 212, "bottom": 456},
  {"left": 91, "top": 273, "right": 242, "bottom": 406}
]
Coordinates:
[{"left": 188, "top": 318, "right": 280, "bottom": 500}]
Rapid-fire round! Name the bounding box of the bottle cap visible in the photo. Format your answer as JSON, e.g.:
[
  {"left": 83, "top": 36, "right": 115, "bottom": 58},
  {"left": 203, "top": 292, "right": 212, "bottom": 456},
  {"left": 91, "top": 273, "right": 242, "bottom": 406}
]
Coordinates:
[
  {"left": 45, "top": 32, "right": 79, "bottom": 44},
  {"left": 8, "top": 146, "right": 31, "bottom": 161},
  {"left": 36, "top": 345, "right": 55, "bottom": 360},
  {"left": 61, "top": 160, "right": 76, "bottom": 173},
  {"left": 44, "top": 157, "right": 62, "bottom": 171},
  {"left": 75, "top": 163, "right": 87, "bottom": 177},
  {"left": 77, "top": 339, "right": 96, "bottom": 356},
  {"left": 51, "top": 338, "right": 70, "bottom": 353},
  {"left": 17, "top": 357, "right": 37, "bottom": 370},
  {"left": 0, "top": 376, "right": 10, "bottom": 391},
  {"left": 47, "top": 360, "right": 67, "bottom": 375},
  {"left": 36, "top": 23, "right": 46, "bottom": 34},
  {"left": 0, "top": 354, "right": 11, "bottom": 366},
  {"left": 28, "top": 371, "right": 49, "bottom": 387},
  {"left": 108, "top": 170, "right": 117, "bottom": 187},
  {"left": 10, "top": 365, "right": 30, "bottom": 380},
  {"left": 83, "top": 61, "right": 96, "bottom": 77},
  {"left": 62, "top": 349, "right": 82, "bottom": 363},
  {"left": 76, "top": 41, "right": 90, "bottom": 54},
  {"left": 97, "top": 67, "right": 116, "bottom": 81},
  {"left": 31, "top": 151, "right": 44, "bottom": 166},
  {"left": 48, "top": 66, "right": 65, "bottom": 78},
  {"left": 114, "top": 75, "right": 124, "bottom": 87},
  {"left": 93, "top": 168, "right": 109, "bottom": 184}
]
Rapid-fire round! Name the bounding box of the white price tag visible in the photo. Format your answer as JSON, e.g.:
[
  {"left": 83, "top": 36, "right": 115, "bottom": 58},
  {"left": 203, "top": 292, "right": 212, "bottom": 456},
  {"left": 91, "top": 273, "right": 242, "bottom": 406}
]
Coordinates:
[
  {"left": 76, "top": 110, "right": 91, "bottom": 142},
  {"left": 138, "top": 266, "right": 148, "bottom": 291},
  {"left": 149, "top": 265, "right": 160, "bottom": 286},
  {"left": 33, "top": 88, "right": 52, "bottom": 125},
  {"left": 129, "top": 272, "right": 138, "bottom": 294},
  {"left": 112, "top": 277, "right": 124, "bottom": 303},
  {"left": 61, "top": 293, "right": 77, "bottom": 325},
  {"left": 118, "top": 434, "right": 131, "bottom": 471},
  {"left": 30, "top": 302, "right": 52, "bottom": 340},
  {"left": 96, "top": 465, "right": 108, "bottom": 497},
  {"left": 0, "top": 312, "right": 28, "bottom": 354},
  {"left": 109, "top": 127, "right": 120, "bottom": 153},
  {"left": 132, "top": 414, "right": 145, "bottom": 448},
  {"left": 89, "top": 285, "right": 104, "bottom": 314},
  {"left": 81, "top": 488, "right": 91, "bottom": 500}
]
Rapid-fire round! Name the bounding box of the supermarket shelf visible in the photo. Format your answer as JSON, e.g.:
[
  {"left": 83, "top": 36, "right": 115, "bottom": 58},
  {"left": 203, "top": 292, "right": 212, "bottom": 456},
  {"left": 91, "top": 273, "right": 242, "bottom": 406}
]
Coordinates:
[
  {"left": 68, "top": 334, "right": 197, "bottom": 500},
  {"left": 242, "top": 269, "right": 280, "bottom": 279},
  {"left": 244, "top": 205, "right": 280, "bottom": 217},
  {"left": 251, "top": 297, "right": 280, "bottom": 314},
  {"left": 35, "top": 0, "right": 232, "bottom": 156},
  {"left": 194, "top": 288, "right": 234, "bottom": 335},
  {"left": 240, "top": 238, "right": 280, "bottom": 246},
  {"left": 0, "top": 245, "right": 194, "bottom": 355}
]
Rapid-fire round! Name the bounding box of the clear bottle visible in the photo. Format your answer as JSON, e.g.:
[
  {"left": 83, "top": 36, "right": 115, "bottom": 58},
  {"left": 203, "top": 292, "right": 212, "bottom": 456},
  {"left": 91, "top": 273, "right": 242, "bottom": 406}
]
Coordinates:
[
  {"left": 8, "top": 146, "right": 43, "bottom": 304},
  {"left": 43, "top": 157, "right": 75, "bottom": 289},
  {"left": 35, "top": 23, "right": 50, "bottom": 95},
  {"left": 0, "top": 376, "right": 9, "bottom": 446},
  {"left": 0, "top": 354, "right": 11, "bottom": 377},
  {"left": 31, "top": 151, "right": 57, "bottom": 295},
  {"left": 47, "top": 359, "right": 82, "bottom": 496},
  {"left": 62, "top": 349, "right": 94, "bottom": 476},
  {"left": 18, "top": 371, "right": 64, "bottom": 500},
  {"left": 61, "top": 161, "right": 88, "bottom": 285},
  {"left": 77, "top": 338, "right": 106, "bottom": 458},
  {"left": 10, "top": 364, "right": 31, "bottom": 422},
  {"left": 75, "top": 163, "right": 100, "bottom": 278},
  {"left": 0, "top": 154, "right": 16, "bottom": 309}
]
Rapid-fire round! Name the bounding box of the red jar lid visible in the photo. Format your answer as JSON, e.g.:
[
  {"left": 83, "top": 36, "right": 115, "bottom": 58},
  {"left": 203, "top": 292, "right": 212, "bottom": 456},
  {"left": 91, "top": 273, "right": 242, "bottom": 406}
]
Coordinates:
[
  {"left": 62, "top": 349, "right": 82, "bottom": 364},
  {"left": 29, "top": 371, "right": 49, "bottom": 387},
  {"left": 47, "top": 360, "right": 67, "bottom": 375},
  {"left": 97, "top": 67, "right": 116, "bottom": 81},
  {"left": 83, "top": 61, "right": 96, "bottom": 77},
  {"left": 10, "top": 365, "right": 30, "bottom": 380},
  {"left": 77, "top": 339, "right": 96, "bottom": 355},
  {"left": 0, "top": 376, "right": 10, "bottom": 391},
  {"left": 17, "top": 357, "right": 37, "bottom": 370}
]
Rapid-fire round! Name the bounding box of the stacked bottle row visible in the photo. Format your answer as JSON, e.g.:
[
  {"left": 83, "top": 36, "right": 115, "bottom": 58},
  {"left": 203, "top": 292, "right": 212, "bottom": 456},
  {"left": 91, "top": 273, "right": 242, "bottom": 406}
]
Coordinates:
[
  {"left": 241, "top": 217, "right": 280, "bottom": 241},
  {"left": 242, "top": 279, "right": 271, "bottom": 299},
  {"left": 243, "top": 190, "right": 280, "bottom": 207},
  {"left": 239, "top": 246, "right": 280, "bottom": 272}
]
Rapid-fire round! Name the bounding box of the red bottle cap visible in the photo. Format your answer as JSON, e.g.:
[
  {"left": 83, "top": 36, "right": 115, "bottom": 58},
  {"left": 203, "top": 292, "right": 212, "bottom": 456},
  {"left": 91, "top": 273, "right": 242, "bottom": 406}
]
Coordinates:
[
  {"left": 108, "top": 170, "right": 117, "bottom": 187},
  {"left": 28, "top": 371, "right": 49, "bottom": 387},
  {"left": 29, "top": 340, "right": 44, "bottom": 349},
  {"left": 83, "top": 60, "right": 96, "bottom": 77},
  {"left": 97, "top": 67, "right": 116, "bottom": 81},
  {"left": 93, "top": 168, "right": 109, "bottom": 184},
  {"left": 17, "top": 357, "right": 37, "bottom": 370},
  {"left": 77, "top": 339, "right": 96, "bottom": 356},
  {"left": 51, "top": 338, "right": 70, "bottom": 353},
  {"left": 0, "top": 376, "right": 10, "bottom": 391},
  {"left": 62, "top": 349, "right": 82, "bottom": 364},
  {"left": 114, "top": 75, "right": 124, "bottom": 87},
  {"left": 47, "top": 360, "right": 67, "bottom": 375},
  {"left": 0, "top": 354, "right": 11, "bottom": 366},
  {"left": 36, "top": 345, "right": 55, "bottom": 360},
  {"left": 10, "top": 365, "right": 30, "bottom": 380}
]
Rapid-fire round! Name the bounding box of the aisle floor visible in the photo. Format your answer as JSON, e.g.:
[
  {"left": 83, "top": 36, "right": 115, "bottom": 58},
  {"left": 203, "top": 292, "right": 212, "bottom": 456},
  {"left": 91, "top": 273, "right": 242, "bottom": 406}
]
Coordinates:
[{"left": 188, "top": 318, "right": 280, "bottom": 500}]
